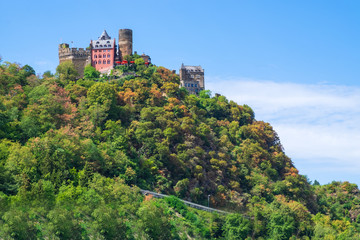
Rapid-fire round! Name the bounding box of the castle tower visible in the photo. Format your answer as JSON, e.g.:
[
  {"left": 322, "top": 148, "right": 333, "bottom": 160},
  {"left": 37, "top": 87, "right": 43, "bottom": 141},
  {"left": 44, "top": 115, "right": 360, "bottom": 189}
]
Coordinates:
[
  {"left": 58, "top": 43, "right": 91, "bottom": 78},
  {"left": 118, "top": 29, "right": 133, "bottom": 58},
  {"left": 179, "top": 63, "right": 205, "bottom": 95}
]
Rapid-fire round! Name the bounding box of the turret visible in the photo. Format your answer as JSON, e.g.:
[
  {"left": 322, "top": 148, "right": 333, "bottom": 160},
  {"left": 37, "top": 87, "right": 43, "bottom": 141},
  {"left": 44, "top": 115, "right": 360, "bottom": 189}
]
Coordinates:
[{"left": 118, "top": 29, "right": 133, "bottom": 58}]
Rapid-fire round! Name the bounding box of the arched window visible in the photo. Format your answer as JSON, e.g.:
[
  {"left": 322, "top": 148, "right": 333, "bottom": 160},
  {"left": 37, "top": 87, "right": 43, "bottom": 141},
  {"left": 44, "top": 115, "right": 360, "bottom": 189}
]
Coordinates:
[
  {"left": 99, "top": 54, "right": 101, "bottom": 58},
  {"left": 94, "top": 55, "right": 97, "bottom": 58},
  {"left": 107, "top": 54, "right": 110, "bottom": 58},
  {"left": 103, "top": 60, "right": 106, "bottom": 64},
  {"left": 107, "top": 60, "right": 110, "bottom": 64},
  {"left": 98, "top": 61, "right": 101, "bottom": 64},
  {"left": 103, "top": 54, "right": 106, "bottom": 58},
  {"left": 94, "top": 61, "right": 97, "bottom": 64}
]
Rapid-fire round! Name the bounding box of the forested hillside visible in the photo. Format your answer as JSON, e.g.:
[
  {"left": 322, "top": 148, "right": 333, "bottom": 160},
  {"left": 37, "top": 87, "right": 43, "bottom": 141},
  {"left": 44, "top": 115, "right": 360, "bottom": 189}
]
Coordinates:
[{"left": 1, "top": 56, "right": 360, "bottom": 239}]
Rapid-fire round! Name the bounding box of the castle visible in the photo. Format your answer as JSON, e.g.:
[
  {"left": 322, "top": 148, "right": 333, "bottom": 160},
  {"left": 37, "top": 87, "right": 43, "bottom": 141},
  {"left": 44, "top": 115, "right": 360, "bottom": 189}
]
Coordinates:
[
  {"left": 59, "top": 28, "right": 205, "bottom": 95},
  {"left": 179, "top": 64, "right": 205, "bottom": 94},
  {"left": 58, "top": 29, "right": 150, "bottom": 77}
]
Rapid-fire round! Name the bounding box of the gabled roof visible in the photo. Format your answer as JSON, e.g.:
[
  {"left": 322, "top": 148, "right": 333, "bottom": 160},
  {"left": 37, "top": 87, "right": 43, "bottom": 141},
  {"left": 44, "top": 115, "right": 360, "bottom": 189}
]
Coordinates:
[{"left": 99, "top": 30, "right": 111, "bottom": 40}]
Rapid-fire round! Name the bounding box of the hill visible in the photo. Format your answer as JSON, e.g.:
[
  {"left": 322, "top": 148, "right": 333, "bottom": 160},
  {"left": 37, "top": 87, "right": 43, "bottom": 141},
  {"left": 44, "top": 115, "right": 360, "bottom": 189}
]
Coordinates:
[{"left": 1, "top": 57, "right": 360, "bottom": 239}]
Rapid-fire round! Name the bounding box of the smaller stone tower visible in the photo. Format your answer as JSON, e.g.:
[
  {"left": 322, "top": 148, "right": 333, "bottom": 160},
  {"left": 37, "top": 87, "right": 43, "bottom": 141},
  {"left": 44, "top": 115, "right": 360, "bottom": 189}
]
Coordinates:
[
  {"left": 58, "top": 43, "right": 91, "bottom": 78},
  {"left": 179, "top": 64, "right": 205, "bottom": 94},
  {"left": 118, "top": 29, "right": 133, "bottom": 59}
]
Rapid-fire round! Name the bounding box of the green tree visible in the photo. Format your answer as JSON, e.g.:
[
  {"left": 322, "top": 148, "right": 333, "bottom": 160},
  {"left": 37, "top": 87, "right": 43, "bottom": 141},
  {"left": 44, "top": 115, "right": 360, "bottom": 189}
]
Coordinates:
[
  {"left": 83, "top": 64, "right": 100, "bottom": 79},
  {"left": 56, "top": 61, "right": 78, "bottom": 85},
  {"left": 222, "top": 214, "right": 252, "bottom": 239},
  {"left": 137, "top": 200, "right": 173, "bottom": 240}
]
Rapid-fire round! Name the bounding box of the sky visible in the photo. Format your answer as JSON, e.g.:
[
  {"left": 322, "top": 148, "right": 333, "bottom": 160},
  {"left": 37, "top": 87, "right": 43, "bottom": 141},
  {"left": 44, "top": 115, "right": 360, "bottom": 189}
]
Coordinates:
[{"left": 1, "top": 0, "right": 360, "bottom": 185}]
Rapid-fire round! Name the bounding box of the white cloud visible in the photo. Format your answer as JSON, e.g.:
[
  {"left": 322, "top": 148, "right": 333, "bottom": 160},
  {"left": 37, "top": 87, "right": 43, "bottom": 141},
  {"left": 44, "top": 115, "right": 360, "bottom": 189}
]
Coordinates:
[{"left": 207, "top": 77, "right": 360, "bottom": 185}]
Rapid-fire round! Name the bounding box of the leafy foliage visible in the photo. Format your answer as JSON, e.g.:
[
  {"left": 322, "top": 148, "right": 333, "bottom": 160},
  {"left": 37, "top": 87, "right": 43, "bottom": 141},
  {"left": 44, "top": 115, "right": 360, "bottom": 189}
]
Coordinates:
[{"left": 0, "top": 59, "right": 359, "bottom": 238}]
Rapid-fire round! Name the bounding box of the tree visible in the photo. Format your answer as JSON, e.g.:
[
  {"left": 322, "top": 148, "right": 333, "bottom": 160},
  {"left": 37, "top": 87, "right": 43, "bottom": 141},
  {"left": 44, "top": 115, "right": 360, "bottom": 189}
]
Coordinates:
[
  {"left": 222, "top": 214, "right": 252, "bottom": 239},
  {"left": 137, "top": 200, "right": 173, "bottom": 240},
  {"left": 42, "top": 70, "right": 54, "bottom": 79},
  {"left": 83, "top": 64, "right": 100, "bottom": 79},
  {"left": 56, "top": 61, "right": 78, "bottom": 85}
]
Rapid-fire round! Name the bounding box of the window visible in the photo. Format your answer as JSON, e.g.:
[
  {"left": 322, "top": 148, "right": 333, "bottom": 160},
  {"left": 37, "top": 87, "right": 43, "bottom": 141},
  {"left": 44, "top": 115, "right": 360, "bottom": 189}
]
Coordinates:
[
  {"left": 100, "top": 45, "right": 103, "bottom": 47},
  {"left": 195, "top": 84, "right": 197, "bottom": 87},
  {"left": 96, "top": 41, "right": 99, "bottom": 44},
  {"left": 107, "top": 60, "right": 110, "bottom": 64},
  {"left": 107, "top": 50, "right": 110, "bottom": 52},
  {"left": 94, "top": 61, "right": 97, "bottom": 64},
  {"left": 95, "top": 45, "right": 98, "bottom": 47},
  {"left": 103, "top": 54, "right": 106, "bottom": 58},
  {"left": 95, "top": 50, "right": 97, "bottom": 52},
  {"left": 107, "top": 41, "right": 110, "bottom": 43},
  {"left": 191, "top": 84, "right": 194, "bottom": 87},
  {"left": 191, "top": 75, "right": 194, "bottom": 78},
  {"left": 98, "top": 61, "right": 101, "bottom": 64},
  {"left": 99, "top": 54, "right": 102, "bottom": 58},
  {"left": 94, "top": 55, "right": 97, "bottom": 58},
  {"left": 107, "top": 54, "right": 110, "bottom": 58},
  {"left": 103, "top": 60, "right": 106, "bottom": 64},
  {"left": 99, "top": 50, "right": 102, "bottom": 52},
  {"left": 104, "top": 45, "right": 107, "bottom": 47}
]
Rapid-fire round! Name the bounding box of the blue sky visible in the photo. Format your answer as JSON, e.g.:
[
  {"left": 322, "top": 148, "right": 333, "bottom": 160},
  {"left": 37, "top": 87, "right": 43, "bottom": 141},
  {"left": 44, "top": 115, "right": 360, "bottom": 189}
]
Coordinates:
[{"left": 1, "top": 0, "right": 360, "bottom": 185}]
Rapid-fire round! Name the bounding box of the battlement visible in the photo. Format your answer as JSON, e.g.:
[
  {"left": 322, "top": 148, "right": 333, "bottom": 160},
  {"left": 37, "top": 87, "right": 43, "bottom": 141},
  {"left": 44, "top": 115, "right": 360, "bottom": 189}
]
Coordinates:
[{"left": 58, "top": 44, "right": 90, "bottom": 59}]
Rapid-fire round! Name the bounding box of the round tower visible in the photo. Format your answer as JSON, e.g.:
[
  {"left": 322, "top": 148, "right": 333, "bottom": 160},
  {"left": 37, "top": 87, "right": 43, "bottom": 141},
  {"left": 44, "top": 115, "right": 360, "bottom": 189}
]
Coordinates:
[{"left": 118, "top": 29, "right": 133, "bottom": 58}]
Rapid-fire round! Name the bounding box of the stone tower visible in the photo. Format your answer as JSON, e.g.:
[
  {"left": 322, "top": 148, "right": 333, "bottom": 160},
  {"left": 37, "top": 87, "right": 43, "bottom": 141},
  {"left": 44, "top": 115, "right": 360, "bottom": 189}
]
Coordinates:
[
  {"left": 118, "top": 29, "right": 133, "bottom": 58},
  {"left": 58, "top": 43, "right": 91, "bottom": 78},
  {"left": 179, "top": 64, "right": 205, "bottom": 94}
]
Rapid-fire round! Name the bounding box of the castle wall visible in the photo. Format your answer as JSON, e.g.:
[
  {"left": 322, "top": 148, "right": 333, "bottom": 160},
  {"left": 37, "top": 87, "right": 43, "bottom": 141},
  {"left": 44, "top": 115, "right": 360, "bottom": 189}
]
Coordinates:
[{"left": 58, "top": 45, "right": 91, "bottom": 78}]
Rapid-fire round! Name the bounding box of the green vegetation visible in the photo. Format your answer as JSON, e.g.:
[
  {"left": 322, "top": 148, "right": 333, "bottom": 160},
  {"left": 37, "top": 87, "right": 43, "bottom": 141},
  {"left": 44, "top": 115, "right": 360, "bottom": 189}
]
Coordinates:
[{"left": 0, "top": 58, "right": 360, "bottom": 239}]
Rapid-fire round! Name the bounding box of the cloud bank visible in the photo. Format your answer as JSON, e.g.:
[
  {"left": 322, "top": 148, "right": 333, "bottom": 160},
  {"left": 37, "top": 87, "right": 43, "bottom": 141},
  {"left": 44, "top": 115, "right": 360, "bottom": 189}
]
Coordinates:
[{"left": 207, "top": 77, "right": 360, "bottom": 185}]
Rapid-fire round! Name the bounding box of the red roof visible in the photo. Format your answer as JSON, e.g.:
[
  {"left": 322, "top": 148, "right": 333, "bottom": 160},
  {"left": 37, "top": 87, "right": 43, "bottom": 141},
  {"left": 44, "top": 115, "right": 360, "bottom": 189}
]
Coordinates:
[{"left": 130, "top": 61, "right": 135, "bottom": 63}]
